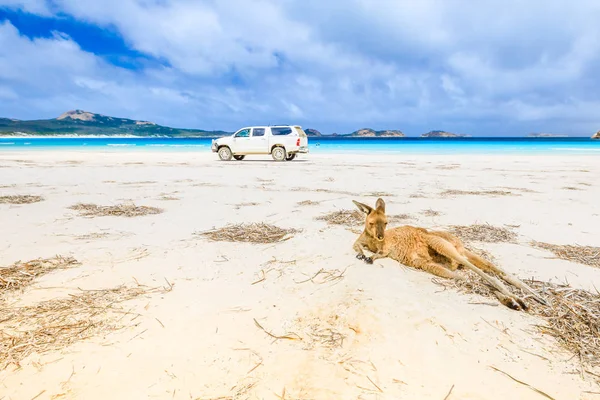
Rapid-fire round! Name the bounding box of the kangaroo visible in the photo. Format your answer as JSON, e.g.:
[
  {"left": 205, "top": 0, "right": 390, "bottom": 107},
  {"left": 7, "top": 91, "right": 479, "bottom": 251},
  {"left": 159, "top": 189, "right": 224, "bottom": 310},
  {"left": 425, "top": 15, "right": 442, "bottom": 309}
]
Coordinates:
[{"left": 352, "top": 198, "right": 547, "bottom": 310}]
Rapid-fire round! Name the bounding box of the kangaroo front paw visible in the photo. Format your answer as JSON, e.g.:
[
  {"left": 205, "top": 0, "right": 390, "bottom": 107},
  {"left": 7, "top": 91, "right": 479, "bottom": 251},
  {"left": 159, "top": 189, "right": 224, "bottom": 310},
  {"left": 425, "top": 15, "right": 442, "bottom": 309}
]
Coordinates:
[{"left": 364, "top": 257, "right": 373, "bottom": 264}]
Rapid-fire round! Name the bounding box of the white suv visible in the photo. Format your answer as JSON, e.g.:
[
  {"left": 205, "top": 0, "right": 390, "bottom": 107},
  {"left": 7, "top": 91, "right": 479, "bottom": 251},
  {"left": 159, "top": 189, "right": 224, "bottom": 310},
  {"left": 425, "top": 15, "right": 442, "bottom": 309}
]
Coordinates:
[{"left": 211, "top": 125, "right": 309, "bottom": 161}]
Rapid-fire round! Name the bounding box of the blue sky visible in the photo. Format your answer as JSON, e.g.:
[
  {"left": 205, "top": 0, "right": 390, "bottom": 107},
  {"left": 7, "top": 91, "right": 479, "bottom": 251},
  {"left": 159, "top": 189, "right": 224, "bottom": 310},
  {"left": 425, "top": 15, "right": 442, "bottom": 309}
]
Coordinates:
[{"left": 1, "top": 1, "right": 599, "bottom": 136}]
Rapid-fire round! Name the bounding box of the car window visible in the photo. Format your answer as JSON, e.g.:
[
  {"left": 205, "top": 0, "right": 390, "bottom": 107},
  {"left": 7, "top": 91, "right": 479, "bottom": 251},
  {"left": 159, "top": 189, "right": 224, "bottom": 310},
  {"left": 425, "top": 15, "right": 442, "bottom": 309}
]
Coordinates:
[
  {"left": 235, "top": 129, "right": 250, "bottom": 138},
  {"left": 293, "top": 127, "right": 307, "bottom": 137},
  {"left": 252, "top": 128, "right": 265, "bottom": 137},
  {"left": 271, "top": 127, "right": 292, "bottom": 136}
]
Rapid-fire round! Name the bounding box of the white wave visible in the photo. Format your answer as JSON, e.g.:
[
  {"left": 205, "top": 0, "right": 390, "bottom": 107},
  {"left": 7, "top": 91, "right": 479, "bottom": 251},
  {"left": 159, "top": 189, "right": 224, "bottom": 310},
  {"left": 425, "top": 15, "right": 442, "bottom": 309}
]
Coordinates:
[
  {"left": 0, "top": 142, "right": 15, "bottom": 145},
  {"left": 165, "top": 144, "right": 205, "bottom": 147},
  {"left": 2, "top": 134, "right": 142, "bottom": 138},
  {"left": 107, "top": 144, "right": 137, "bottom": 147},
  {"left": 146, "top": 144, "right": 205, "bottom": 147},
  {"left": 552, "top": 147, "right": 600, "bottom": 152}
]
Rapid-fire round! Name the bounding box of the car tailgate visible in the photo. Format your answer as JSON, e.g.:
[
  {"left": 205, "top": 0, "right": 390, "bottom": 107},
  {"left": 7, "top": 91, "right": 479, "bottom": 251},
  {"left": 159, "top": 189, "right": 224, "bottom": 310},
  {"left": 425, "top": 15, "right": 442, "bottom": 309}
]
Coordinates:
[{"left": 293, "top": 126, "right": 309, "bottom": 147}]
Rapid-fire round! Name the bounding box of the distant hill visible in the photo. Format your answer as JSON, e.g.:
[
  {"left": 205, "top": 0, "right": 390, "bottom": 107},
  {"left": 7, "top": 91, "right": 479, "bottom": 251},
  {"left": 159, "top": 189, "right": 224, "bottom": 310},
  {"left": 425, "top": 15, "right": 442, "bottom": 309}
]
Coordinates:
[
  {"left": 346, "top": 128, "right": 405, "bottom": 137},
  {"left": 0, "top": 110, "right": 231, "bottom": 137},
  {"left": 421, "top": 130, "right": 468, "bottom": 138},
  {"left": 304, "top": 128, "right": 322, "bottom": 137}
]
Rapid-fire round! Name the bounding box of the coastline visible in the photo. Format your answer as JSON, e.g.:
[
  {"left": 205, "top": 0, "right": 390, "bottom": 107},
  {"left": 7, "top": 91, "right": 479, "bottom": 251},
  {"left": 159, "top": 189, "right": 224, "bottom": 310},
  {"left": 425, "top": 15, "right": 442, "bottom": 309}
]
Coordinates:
[{"left": 1, "top": 136, "right": 599, "bottom": 156}]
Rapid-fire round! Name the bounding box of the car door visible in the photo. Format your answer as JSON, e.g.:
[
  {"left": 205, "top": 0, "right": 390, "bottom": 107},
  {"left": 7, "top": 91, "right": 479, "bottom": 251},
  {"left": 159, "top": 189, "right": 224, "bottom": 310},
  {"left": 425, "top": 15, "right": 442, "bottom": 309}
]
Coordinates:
[
  {"left": 232, "top": 128, "right": 251, "bottom": 153},
  {"left": 249, "top": 127, "right": 268, "bottom": 153}
]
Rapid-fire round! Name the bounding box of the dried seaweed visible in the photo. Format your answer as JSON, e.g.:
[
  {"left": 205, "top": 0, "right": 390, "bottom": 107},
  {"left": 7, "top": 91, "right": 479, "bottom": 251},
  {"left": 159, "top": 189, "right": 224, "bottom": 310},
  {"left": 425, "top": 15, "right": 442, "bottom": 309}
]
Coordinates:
[
  {"left": 316, "top": 209, "right": 364, "bottom": 226},
  {"left": 449, "top": 224, "right": 517, "bottom": 243},
  {"left": 421, "top": 209, "right": 442, "bottom": 217},
  {"left": 0, "top": 285, "right": 168, "bottom": 370},
  {"left": 73, "top": 232, "right": 112, "bottom": 241},
  {"left": 441, "top": 189, "right": 517, "bottom": 197},
  {"left": 435, "top": 271, "right": 600, "bottom": 373},
  {"left": 234, "top": 202, "right": 260, "bottom": 210},
  {"left": 0, "top": 195, "right": 44, "bottom": 204},
  {"left": 69, "top": 203, "right": 163, "bottom": 218},
  {"left": 297, "top": 200, "right": 320, "bottom": 206},
  {"left": 198, "top": 223, "right": 300, "bottom": 244},
  {"left": 531, "top": 241, "right": 600, "bottom": 268},
  {"left": 363, "top": 192, "right": 393, "bottom": 197},
  {"left": 1, "top": 256, "right": 80, "bottom": 297}
]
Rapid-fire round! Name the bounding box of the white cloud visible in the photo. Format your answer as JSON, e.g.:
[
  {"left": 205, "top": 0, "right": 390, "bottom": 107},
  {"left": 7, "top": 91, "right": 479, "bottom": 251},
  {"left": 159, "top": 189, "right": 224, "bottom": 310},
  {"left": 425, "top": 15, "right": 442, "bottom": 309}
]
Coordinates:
[
  {"left": 1, "top": 0, "right": 600, "bottom": 134},
  {"left": 0, "top": 0, "right": 51, "bottom": 15}
]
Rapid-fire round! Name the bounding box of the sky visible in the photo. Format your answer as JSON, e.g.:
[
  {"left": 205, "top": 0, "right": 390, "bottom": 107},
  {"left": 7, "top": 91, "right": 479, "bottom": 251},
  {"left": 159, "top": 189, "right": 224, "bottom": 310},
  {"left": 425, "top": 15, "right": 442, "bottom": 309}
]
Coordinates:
[{"left": 1, "top": 1, "right": 600, "bottom": 136}]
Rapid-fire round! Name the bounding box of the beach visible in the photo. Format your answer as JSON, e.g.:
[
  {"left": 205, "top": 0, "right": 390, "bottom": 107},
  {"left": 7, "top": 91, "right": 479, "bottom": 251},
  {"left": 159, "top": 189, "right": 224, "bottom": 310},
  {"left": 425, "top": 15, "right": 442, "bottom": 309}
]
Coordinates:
[{"left": 1, "top": 150, "right": 600, "bottom": 399}]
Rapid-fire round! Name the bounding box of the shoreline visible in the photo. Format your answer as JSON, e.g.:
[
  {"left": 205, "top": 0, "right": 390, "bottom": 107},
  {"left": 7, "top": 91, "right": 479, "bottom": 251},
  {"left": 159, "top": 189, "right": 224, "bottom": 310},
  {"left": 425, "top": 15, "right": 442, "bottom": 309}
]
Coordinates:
[
  {"left": 1, "top": 148, "right": 600, "bottom": 157},
  {"left": 1, "top": 135, "right": 598, "bottom": 139}
]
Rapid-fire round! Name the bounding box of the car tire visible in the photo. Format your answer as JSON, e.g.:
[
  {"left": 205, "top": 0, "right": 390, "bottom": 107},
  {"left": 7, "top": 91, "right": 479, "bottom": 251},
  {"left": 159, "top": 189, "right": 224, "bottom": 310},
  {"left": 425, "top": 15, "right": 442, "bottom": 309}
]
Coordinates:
[
  {"left": 286, "top": 153, "right": 296, "bottom": 161},
  {"left": 271, "top": 146, "right": 287, "bottom": 161},
  {"left": 218, "top": 146, "right": 233, "bottom": 161},
  {"left": 233, "top": 155, "right": 245, "bottom": 161}
]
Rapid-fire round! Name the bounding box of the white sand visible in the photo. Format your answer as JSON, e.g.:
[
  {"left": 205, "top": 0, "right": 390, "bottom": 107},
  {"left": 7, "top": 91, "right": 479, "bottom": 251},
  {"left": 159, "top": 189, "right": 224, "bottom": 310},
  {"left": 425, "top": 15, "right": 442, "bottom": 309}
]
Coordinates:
[{"left": 1, "top": 151, "right": 599, "bottom": 399}]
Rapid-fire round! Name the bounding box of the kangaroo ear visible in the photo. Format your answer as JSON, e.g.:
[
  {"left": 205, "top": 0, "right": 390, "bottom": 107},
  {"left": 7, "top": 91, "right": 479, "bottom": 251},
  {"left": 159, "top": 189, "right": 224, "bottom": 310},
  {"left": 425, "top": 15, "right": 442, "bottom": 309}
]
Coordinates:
[
  {"left": 375, "top": 198, "right": 385, "bottom": 212},
  {"left": 352, "top": 200, "right": 373, "bottom": 215}
]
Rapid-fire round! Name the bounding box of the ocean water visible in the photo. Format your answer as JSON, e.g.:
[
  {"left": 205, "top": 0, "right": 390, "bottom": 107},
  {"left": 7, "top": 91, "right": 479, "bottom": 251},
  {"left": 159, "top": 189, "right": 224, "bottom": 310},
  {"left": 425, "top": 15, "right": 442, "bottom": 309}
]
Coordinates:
[{"left": 0, "top": 137, "right": 599, "bottom": 155}]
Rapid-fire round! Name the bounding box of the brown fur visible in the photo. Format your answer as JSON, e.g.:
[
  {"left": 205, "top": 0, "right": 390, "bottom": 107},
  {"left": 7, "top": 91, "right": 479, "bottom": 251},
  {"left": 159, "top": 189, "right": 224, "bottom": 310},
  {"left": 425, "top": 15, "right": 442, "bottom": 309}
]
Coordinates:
[{"left": 352, "top": 198, "right": 547, "bottom": 310}]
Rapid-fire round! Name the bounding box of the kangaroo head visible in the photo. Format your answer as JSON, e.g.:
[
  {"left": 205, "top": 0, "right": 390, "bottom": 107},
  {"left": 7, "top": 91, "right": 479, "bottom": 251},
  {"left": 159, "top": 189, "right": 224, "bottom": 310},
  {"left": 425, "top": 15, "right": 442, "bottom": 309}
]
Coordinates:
[{"left": 352, "top": 198, "right": 387, "bottom": 241}]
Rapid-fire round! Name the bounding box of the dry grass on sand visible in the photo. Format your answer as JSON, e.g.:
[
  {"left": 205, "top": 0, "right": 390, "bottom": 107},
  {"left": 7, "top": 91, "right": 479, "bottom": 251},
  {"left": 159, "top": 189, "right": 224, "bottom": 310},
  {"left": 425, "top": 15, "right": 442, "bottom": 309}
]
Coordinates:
[
  {"left": 531, "top": 241, "right": 600, "bottom": 268},
  {"left": 441, "top": 189, "right": 517, "bottom": 197},
  {"left": 421, "top": 209, "right": 442, "bottom": 217},
  {"left": 1, "top": 256, "right": 80, "bottom": 297},
  {"left": 198, "top": 223, "right": 301, "bottom": 244},
  {"left": 0, "top": 195, "right": 44, "bottom": 205},
  {"left": 434, "top": 271, "right": 600, "bottom": 377},
  {"left": 69, "top": 203, "right": 163, "bottom": 218},
  {"left": 316, "top": 209, "right": 413, "bottom": 227},
  {"left": 297, "top": 200, "right": 320, "bottom": 206},
  {"left": 449, "top": 224, "right": 517, "bottom": 243},
  {"left": 0, "top": 285, "right": 169, "bottom": 370},
  {"left": 234, "top": 202, "right": 260, "bottom": 209}
]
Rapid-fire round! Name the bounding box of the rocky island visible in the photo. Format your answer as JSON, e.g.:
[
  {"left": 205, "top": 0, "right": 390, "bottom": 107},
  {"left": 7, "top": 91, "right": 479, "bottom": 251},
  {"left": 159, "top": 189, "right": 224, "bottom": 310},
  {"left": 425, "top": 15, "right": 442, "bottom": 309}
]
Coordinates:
[
  {"left": 304, "top": 128, "right": 322, "bottom": 137},
  {"left": 421, "top": 130, "right": 468, "bottom": 138},
  {"left": 592, "top": 131, "right": 600, "bottom": 139},
  {"left": 347, "top": 128, "right": 405, "bottom": 137}
]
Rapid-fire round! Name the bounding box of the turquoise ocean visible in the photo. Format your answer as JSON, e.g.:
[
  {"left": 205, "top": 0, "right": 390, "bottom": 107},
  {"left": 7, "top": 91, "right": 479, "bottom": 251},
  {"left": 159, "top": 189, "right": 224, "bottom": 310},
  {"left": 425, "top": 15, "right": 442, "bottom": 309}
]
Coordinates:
[{"left": 0, "top": 137, "right": 598, "bottom": 155}]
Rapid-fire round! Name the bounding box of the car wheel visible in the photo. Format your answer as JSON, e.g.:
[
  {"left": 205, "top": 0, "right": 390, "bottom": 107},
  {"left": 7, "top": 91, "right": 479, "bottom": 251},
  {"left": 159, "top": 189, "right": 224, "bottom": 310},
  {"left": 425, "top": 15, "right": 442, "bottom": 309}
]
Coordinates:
[
  {"left": 233, "top": 155, "right": 245, "bottom": 161},
  {"left": 218, "top": 146, "right": 233, "bottom": 161},
  {"left": 271, "top": 146, "right": 287, "bottom": 161},
  {"left": 286, "top": 153, "right": 296, "bottom": 161}
]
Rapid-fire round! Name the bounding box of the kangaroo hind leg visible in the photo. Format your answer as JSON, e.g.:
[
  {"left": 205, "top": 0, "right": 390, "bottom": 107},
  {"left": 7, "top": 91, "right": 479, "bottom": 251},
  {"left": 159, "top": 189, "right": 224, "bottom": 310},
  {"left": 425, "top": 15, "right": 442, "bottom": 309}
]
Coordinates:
[
  {"left": 464, "top": 250, "right": 547, "bottom": 306},
  {"left": 425, "top": 235, "right": 528, "bottom": 310}
]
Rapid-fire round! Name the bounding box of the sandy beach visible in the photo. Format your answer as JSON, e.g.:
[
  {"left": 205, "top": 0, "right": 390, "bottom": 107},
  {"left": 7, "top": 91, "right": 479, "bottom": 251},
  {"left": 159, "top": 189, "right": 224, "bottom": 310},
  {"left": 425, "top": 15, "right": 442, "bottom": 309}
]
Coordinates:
[{"left": 1, "top": 150, "right": 600, "bottom": 400}]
